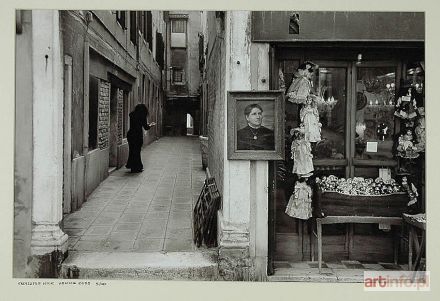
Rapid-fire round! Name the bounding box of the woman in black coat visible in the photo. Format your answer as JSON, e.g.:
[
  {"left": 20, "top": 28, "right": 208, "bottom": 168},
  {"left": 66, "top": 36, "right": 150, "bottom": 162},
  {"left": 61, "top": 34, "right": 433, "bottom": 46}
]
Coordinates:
[{"left": 125, "top": 104, "right": 155, "bottom": 173}]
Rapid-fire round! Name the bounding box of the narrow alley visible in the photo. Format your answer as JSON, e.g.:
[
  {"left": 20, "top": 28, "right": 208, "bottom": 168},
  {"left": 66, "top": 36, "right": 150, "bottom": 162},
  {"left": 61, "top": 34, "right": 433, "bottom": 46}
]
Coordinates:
[{"left": 61, "top": 136, "right": 218, "bottom": 279}]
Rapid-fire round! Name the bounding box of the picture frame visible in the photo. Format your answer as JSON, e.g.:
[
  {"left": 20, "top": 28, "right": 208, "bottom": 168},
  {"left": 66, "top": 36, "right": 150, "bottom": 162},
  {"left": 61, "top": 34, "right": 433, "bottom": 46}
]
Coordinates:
[{"left": 227, "top": 90, "right": 285, "bottom": 160}]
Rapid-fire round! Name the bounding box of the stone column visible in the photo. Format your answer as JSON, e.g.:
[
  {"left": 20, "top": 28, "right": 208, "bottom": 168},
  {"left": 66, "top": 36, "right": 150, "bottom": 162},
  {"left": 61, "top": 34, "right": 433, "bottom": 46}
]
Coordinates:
[
  {"left": 218, "top": 11, "right": 253, "bottom": 280},
  {"left": 218, "top": 12, "right": 271, "bottom": 281},
  {"left": 30, "top": 10, "right": 68, "bottom": 257}
]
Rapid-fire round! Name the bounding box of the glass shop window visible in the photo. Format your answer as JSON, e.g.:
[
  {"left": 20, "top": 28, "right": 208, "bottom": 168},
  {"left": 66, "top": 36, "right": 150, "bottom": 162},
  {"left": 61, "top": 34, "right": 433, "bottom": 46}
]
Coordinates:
[
  {"left": 312, "top": 67, "right": 347, "bottom": 160},
  {"left": 354, "top": 67, "right": 397, "bottom": 160},
  {"left": 406, "top": 61, "right": 425, "bottom": 97}
]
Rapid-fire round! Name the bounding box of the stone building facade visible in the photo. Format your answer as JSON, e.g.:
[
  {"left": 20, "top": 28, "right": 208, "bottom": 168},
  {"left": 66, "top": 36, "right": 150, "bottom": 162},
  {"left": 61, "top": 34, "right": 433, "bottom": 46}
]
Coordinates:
[
  {"left": 199, "top": 11, "right": 425, "bottom": 281},
  {"left": 13, "top": 10, "right": 167, "bottom": 278}
]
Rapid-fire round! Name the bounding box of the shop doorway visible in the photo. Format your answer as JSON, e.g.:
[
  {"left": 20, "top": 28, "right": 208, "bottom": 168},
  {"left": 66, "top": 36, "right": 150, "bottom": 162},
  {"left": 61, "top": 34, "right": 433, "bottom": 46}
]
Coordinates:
[{"left": 268, "top": 46, "right": 424, "bottom": 271}]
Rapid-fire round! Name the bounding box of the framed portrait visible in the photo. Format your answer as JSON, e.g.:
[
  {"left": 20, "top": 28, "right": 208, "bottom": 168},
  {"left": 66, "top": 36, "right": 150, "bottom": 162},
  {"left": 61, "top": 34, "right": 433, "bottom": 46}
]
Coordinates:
[{"left": 227, "top": 90, "right": 285, "bottom": 160}]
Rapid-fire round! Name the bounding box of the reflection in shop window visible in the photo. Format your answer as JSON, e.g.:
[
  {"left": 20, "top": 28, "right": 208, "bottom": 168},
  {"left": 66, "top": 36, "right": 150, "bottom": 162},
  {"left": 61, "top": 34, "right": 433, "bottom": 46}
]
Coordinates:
[
  {"left": 312, "top": 67, "right": 347, "bottom": 160},
  {"left": 355, "top": 67, "right": 396, "bottom": 160}
]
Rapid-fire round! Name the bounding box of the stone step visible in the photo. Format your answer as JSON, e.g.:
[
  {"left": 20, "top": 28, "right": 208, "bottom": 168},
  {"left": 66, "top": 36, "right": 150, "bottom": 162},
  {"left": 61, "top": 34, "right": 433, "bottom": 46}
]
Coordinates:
[{"left": 61, "top": 250, "right": 219, "bottom": 281}]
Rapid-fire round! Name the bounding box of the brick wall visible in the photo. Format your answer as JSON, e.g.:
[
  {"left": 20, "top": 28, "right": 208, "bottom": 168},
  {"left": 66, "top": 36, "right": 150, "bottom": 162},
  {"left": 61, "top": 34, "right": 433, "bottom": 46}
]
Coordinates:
[
  {"left": 98, "top": 80, "right": 110, "bottom": 149},
  {"left": 206, "top": 27, "right": 226, "bottom": 195},
  {"left": 117, "top": 88, "right": 124, "bottom": 145}
]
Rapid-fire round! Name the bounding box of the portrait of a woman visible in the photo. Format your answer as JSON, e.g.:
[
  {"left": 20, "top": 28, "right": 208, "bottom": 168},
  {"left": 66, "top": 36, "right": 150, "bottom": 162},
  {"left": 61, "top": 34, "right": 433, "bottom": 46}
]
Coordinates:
[{"left": 237, "top": 103, "right": 275, "bottom": 150}]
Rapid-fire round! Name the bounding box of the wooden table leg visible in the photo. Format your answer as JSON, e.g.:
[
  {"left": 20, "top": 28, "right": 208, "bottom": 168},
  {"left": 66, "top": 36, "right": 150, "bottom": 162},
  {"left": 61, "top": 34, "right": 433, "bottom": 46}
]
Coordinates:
[
  {"left": 348, "top": 224, "right": 354, "bottom": 260},
  {"left": 299, "top": 220, "right": 303, "bottom": 261},
  {"left": 310, "top": 220, "right": 315, "bottom": 262},
  {"left": 408, "top": 227, "right": 413, "bottom": 271},
  {"left": 413, "top": 231, "right": 425, "bottom": 271},
  {"left": 393, "top": 226, "right": 399, "bottom": 265},
  {"left": 344, "top": 224, "right": 349, "bottom": 251},
  {"left": 317, "top": 218, "right": 322, "bottom": 273}
]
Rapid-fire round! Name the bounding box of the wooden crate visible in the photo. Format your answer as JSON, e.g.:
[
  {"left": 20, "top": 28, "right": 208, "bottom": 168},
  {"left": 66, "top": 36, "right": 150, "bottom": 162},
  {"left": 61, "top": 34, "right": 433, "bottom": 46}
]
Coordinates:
[{"left": 314, "top": 190, "right": 408, "bottom": 217}]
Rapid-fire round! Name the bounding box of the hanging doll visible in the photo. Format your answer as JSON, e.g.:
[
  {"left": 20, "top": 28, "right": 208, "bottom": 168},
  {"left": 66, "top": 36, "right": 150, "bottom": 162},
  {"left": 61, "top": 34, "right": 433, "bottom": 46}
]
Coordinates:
[
  {"left": 394, "top": 86, "right": 418, "bottom": 120},
  {"left": 415, "top": 115, "right": 425, "bottom": 152},
  {"left": 286, "top": 61, "right": 316, "bottom": 104},
  {"left": 291, "top": 127, "right": 314, "bottom": 177},
  {"left": 300, "top": 96, "right": 322, "bottom": 142},
  {"left": 285, "top": 180, "right": 313, "bottom": 220},
  {"left": 397, "top": 129, "right": 419, "bottom": 158}
]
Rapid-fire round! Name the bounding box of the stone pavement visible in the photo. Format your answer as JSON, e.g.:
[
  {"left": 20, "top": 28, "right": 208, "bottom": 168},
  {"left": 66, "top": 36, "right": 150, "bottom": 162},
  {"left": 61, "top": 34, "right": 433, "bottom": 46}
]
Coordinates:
[{"left": 62, "top": 136, "right": 206, "bottom": 253}]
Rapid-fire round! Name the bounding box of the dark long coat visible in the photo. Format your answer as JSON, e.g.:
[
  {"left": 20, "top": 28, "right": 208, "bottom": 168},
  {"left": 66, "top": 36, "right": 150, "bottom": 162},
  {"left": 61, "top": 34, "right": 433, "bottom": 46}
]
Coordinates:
[{"left": 126, "top": 105, "right": 151, "bottom": 172}]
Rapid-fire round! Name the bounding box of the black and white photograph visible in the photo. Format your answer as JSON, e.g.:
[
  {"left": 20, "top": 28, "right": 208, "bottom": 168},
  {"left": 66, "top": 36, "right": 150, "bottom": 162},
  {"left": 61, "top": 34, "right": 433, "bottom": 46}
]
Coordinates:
[
  {"left": 228, "top": 91, "right": 284, "bottom": 160},
  {"left": 7, "top": 3, "right": 437, "bottom": 298}
]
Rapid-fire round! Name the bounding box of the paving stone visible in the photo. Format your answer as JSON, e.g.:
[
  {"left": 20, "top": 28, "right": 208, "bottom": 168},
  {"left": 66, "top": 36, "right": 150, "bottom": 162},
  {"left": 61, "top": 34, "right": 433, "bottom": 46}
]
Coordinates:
[
  {"left": 84, "top": 225, "right": 113, "bottom": 236},
  {"left": 119, "top": 213, "right": 145, "bottom": 223},
  {"left": 124, "top": 207, "right": 149, "bottom": 215},
  {"left": 63, "top": 228, "right": 86, "bottom": 236},
  {"left": 363, "top": 263, "right": 386, "bottom": 270},
  {"left": 79, "top": 235, "right": 110, "bottom": 241},
  {"left": 64, "top": 218, "right": 95, "bottom": 229},
  {"left": 113, "top": 223, "right": 142, "bottom": 232},
  {"left": 101, "top": 239, "right": 135, "bottom": 252},
  {"left": 148, "top": 204, "right": 170, "bottom": 212},
  {"left": 151, "top": 199, "right": 172, "bottom": 205},
  {"left": 165, "top": 228, "right": 193, "bottom": 240},
  {"left": 108, "top": 231, "right": 138, "bottom": 241},
  {"left": 133, "top": 238, "right": 164, "bottom": 252},
  {"left": 171, "top": 203, "right": 193, "bottom": 211},
  {"left": 128, "top": 200, "right": 151, "bottom": 207},
  {"left": 164, "top": 238, "right": 194, "bottom": 252},
  {"left": 141, "top": 220, "right": 168, "bottom": 232},
  {"left": 167, "top": 219, "right": 192, "bottom": 229},
  {"left": 169, "top": 211, "right": 192, "bottom": 220},
  {"left": 144, "top": 212, "right": 170, "bottom": 221},
  {"left": 173, "top": 198, "right": 192, "bottom": 204},
  {"left": 103, "top": 204, "right": 127, "bottom": 212},
  {"left": 138, "top": 227, "right": 167, "bottom": 239},
  {"left": 93, "top": 215, "right": 119, "bottom": 225}
]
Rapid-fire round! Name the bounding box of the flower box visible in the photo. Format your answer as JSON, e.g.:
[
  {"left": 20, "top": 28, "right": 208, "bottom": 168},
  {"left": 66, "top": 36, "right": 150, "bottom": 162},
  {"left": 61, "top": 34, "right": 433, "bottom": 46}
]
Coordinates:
[{"left": 314, "top": 190, "right": 408, "bottom": 217}]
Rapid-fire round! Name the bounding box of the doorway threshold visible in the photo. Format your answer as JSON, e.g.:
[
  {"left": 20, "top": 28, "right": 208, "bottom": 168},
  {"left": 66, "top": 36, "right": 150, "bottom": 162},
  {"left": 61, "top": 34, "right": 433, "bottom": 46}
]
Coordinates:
[{"left": 108, "top": 167, "right": 117, "bottom": 174}]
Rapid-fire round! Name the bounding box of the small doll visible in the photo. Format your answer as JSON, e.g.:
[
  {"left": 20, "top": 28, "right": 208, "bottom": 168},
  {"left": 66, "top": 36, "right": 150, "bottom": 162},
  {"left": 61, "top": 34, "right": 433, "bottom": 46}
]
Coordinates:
[
  {"left": 394, "top": 86, "right": 418, "bottom": 119},
  {"left": 286, "top": 61, "right": 316, "bottom": 104},
  {"left": 415, "top": 116, "right": 425, "bottom": 152},
  {"left": 397, "top": 129, "right": 418, "bottom": 158},
  {"left": 285, "top": 180, "right": 313, "bottom": 220},
  {"left": 376, "top": 122, "right": 389, "bottom": 141},
  {"left": 300, "top": 96, "right": 322, "bottom": 142},
  {"left": 291, "top": 127, "right": 314, "bottom": 177}
]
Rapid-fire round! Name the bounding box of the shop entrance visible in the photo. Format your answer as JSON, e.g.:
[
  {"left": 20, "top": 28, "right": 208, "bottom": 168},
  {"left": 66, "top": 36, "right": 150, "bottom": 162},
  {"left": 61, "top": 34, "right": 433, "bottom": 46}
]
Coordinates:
[{"left": 268, "top": 46, "right": 424, "bottom": 270}]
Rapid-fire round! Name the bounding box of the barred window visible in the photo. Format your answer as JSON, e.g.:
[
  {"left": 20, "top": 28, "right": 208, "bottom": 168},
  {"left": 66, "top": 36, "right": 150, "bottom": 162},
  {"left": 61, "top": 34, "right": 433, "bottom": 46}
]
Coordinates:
[
  {"left": 171, "top": 19, "right": 186, "bottom": 33},
  {"left": 173, "top": 68, "right": 184, "bottom": 83}
]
